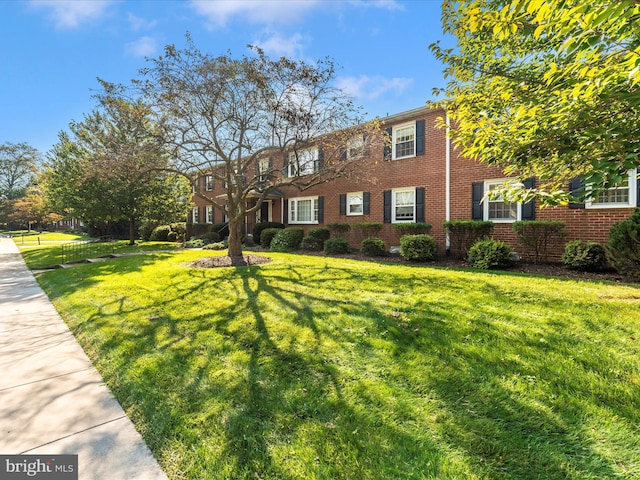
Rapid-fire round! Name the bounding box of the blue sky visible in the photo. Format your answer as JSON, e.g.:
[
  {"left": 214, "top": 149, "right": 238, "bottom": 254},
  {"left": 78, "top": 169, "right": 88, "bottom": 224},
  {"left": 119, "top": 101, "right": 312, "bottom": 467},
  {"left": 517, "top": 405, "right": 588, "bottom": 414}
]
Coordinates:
[{"left": 0, "top": 0, "right": 453, "bottom": 156}]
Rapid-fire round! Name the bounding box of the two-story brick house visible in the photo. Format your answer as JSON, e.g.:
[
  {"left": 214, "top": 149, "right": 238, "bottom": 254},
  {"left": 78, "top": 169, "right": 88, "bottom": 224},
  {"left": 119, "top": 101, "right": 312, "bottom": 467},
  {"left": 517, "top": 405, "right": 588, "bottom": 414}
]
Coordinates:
[{"left": 191, "top": 105, "right": 639, "bottom": 260}]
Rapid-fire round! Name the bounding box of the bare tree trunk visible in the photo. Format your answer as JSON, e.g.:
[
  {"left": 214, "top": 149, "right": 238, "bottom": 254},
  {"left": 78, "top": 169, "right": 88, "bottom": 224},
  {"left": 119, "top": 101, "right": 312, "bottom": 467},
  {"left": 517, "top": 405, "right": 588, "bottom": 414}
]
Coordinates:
[
  {"left": 128, "top": 216, "right": 136, "bottom": 245},
  {"left": 227, "top": 217, "right": 245, "bottom": 264}
]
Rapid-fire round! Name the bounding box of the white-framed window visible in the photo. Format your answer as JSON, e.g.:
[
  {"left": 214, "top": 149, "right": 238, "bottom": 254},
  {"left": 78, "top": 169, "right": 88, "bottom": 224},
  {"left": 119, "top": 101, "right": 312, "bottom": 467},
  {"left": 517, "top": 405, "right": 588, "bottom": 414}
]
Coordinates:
[
  {"left": 191, "top": 207, "right": 199, "bottom": 223},
  {"left": 288, "top": 148, "right": 318, "bottom": 177},
  {"left": 258, "top": 159, "right": 271, "bottom": 182},
  {"left": 289, "top": 196, "right": 319, "bottom": 224},
  {"left": 393, "top": 123, "right": 415, "bottom": 160},
  {"left": 587, "top": 170, "right": 637, "bottom": 209},
  {"left": 484, "top": 179, "right": 520, "bottom": 222},
  {"left": 205, "top": 205, "right": 213, "bottom": 224},
  {"left": 392, "top": 188, "right": 415, "bottom": 223},
  {"left": 205, "top": 175, "right": 214, "bottom": 191},
  {"left": 347, "top": 192, "right": 364, "bottom": 216},
  {"left": 346, "top": 136, "right": 364, "bottom": 159}
]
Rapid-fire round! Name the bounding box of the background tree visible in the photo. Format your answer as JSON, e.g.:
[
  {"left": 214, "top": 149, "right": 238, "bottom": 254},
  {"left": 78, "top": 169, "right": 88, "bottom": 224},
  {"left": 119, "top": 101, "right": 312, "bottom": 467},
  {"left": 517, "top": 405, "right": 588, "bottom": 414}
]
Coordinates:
[
  {"left": 430, "top": 0, "right": 640, "bottom": 204},
  {"left": 125, "top": 35, "right": 378, "bottom": 263},
  {"left": 8, "top": 184, "right": 62, "bottom": 232},
  {"left": 45, "top": 97, "right": 192, "bottom": 244},
  {"left": 0, "top": 142, "right": 40, "bottom": 201}
]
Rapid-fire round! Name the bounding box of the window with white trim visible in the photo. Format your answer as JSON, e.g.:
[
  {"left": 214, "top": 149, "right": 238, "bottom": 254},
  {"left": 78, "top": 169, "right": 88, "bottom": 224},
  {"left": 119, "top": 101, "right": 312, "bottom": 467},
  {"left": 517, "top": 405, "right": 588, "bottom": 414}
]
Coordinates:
[
  {"left": 288, "top": 148, "right": 318, "bottom": 177},
  {"left": 191, "top": 207, "right": 199, "bottom": 223},
  {"left": 205, "top": 205, "right": 213, "bottom": 224},
  {"left": 393, "top": 123, "right": 415, "bottom": 160},
  {"left": 258, "top": 159, "right": 270, "bottom": 182},
  {"left": 347, "top": 192, "right": 363, "bottom": 216},
  {"left": 205, "top": 175, "right": 214, "bottom": 191},
  {"left": 392, "top": 188, "right": 415, "bottom": 223},
  {"left": 289, "top": 196, "right": 319, "bottom": 224},
  {"left": 346, "top": 136, "right": 364, "bottom": 159},
  {"left": 484, "top": 180, "right": 520, "bottom": 222},
  {"left": 587, "top": 170, "right": 637, "bottom": 208}
]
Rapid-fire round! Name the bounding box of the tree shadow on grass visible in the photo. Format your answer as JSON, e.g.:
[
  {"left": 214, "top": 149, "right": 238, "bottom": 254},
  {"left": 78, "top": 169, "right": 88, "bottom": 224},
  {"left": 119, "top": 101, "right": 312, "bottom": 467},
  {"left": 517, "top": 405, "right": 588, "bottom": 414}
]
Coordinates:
[{"left": 55, "top": 256, "right": 640, "bottom": 479}]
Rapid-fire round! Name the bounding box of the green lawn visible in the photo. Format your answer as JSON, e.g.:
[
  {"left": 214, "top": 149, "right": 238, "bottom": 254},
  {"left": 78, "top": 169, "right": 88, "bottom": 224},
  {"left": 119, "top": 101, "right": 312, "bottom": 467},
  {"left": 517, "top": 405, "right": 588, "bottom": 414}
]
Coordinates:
[
  {"left": 34, "top": 250, "right": 640, "bottom": 479},
  {"left": 18, "top": 239, "right": 180, "bottom": 269}
]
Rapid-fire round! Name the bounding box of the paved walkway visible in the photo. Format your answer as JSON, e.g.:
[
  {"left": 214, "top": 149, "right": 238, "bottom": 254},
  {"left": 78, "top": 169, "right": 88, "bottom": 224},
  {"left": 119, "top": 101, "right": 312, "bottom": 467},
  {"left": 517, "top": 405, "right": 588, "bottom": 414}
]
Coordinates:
[{"left": 0, "top": 236, "right": 167, "bottom": 479}]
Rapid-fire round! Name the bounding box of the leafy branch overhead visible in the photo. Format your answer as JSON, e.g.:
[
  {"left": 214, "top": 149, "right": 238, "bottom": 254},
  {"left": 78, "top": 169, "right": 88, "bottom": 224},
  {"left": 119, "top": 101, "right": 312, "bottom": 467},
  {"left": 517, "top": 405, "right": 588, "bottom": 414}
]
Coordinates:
[{"left": 430, "top": 0, "right": 640, "bottom": 205}]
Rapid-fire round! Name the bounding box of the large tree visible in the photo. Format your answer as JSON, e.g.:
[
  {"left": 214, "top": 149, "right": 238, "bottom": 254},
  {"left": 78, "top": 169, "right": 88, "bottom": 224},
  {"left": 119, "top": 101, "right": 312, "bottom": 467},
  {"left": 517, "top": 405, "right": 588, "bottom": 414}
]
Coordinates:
[
  {"left": 8, "top": 184, "right": 62, "bottom": 232},
  {"left": 122, "top": 36, "right": 378, "bottom": 262},
  {"left": 45, "top": 97, "right": 191, "bottom": 244},
  {"left": 430, "top": 0, "right": 640, "bottom": 204},
  {"left": 0, "top": 142, "right": 40, "bottom": 201}
]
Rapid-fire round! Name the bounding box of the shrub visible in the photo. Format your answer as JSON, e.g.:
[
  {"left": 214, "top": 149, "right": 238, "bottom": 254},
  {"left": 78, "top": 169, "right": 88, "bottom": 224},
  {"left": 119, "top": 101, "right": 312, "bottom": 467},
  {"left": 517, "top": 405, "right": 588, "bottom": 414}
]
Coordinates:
[
  {"left": 187, "top": 222, "right": 210, "bottom": 238},
  {"left": 210, "top": 223, "right": 229, "bottom": 239},
  {"left": 392, "top": 222, "right": 432, "bottom": 236},
  {"left": 200, "top": 231, "right": 220, "bottom": 243},
  {"left": 468, "top": 239, "right": 513, "bottom": 269},
  {"left": 149, "top": 225, "right": 171, "bottom": 242},
  {"left": 270, "top": 227, "right": 304, "bottom": 252},
  {"left": 326, "top": 223, "right": 351, "bottom": 238},
  {"left": 253, "top": 221, "right": 284, "bottom": 244},
  {"left": 243, "top": 234, "right": 255, "bottom": 247},
  {"left": 399, "top": 234, "right": 437, "bottom": 261},
  {"left": 203, "top": 241, "right": 226, "bottom": 250},
  {"left": 324, "top": 238, "right": 350, "bottom": 254},
  {"left": 167, "top": 231, "right": 178, "bottom": 242},
  {"left": 512, "top": 220, "right": 566, "bottom": 263},
  {"left": 139, "top": 221, "right": 159, "bottom": 241},
  {"left": 607, "top": 209, "right": 640, "bottom": 280},
  {"left": 444, "top": 220, "right": 494, "bottom": 259},
  {"left": 354, "top": 222, "right": 383, "bottom": 239},
  {"left": 562, "top": 240, "right": 607, "bottom": 271},
  {"left": 301, "top": 236, "right": 324, "bottom": 251},
  {"left": 307, "top": 227, "right": 331, "bottom": 242},
  {"left": 183, "top": 238, "right": 205, "bottom": 248},
  {"left": 360, "top": 237, "right": 387, "bottom": 256},
  {"left": 260, "top": 228, "right": 282, "bottom": 248},
  {"left": 170, "top": 223, "right": 187, "bottom": 242}
]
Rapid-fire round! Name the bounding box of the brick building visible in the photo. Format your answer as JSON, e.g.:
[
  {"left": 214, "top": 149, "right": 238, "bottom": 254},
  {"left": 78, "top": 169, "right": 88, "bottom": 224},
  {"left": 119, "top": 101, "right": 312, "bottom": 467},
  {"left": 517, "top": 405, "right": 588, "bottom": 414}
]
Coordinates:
[{"left": 191, "top": 105, "right": 639, "bottom": 260}]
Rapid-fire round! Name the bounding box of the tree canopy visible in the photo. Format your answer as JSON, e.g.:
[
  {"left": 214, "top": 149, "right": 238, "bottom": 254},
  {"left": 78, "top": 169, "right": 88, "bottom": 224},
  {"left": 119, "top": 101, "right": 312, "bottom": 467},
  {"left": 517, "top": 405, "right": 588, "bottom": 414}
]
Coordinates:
[
  {"left": 45, "top": 97, "right": 191, "bottom": 244},
  {"left": 118, "top": 35, "right": 378, "bottom": 260},
  {"left": 430, "top": 0, "right": 640, "bottom": 204},
  {"left": 0, "top": 142, "right": 40, "bottom": 202}
]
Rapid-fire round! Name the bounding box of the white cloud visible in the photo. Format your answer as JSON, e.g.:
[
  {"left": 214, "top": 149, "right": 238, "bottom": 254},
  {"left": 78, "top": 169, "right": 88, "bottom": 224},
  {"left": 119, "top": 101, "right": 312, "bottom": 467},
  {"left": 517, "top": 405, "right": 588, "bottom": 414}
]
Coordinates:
[
  {"left": 189, "top": 0, "right": 320, "bottom": 28},
  {"left": 348, "top": 0, "right": 404, "bottom": 11},
  {"left": 29, "top": 0, "right": 113, "bottom": 29},
  {"left": 125, "top": 36, "right": 157, "bottom": 57},
  {"left": 127, "top": 12, "right": 157, "bottom": 31},
  {"left": 253, "top": 32, "right": 308, "bottom": 59},
  {"left": 336, "top": 75, "right": 414, "bottom": 100}
]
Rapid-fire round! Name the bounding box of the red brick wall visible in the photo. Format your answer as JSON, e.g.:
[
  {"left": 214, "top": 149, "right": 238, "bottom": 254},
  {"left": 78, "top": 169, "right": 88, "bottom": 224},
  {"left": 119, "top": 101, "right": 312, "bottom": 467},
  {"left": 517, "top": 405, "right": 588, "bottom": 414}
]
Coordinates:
[{"left": 190, "top": 106, "right": 636, "bottom": 261}]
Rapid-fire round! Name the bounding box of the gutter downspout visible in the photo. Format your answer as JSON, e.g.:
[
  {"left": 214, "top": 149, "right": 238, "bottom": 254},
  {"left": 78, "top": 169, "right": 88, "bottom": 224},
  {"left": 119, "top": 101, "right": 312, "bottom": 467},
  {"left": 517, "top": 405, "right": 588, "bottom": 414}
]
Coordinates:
[{"left": 445, "top": 111, "right": 451, "bottom": 254}]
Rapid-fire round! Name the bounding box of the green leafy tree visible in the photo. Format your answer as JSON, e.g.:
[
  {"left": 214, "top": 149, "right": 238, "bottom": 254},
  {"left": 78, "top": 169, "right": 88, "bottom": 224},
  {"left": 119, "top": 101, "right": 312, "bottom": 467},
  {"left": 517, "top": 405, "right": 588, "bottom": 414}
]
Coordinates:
[
  {"left": 8, "top": 184, "right": 62, "bottom": 232},
  {"left": 124, "top": 34, "right": 378, "bottom": 264},
  {"left": 431, "top": 0, "right": 640, "bottom": 204},
  {"left": 0, "top": 142, "right": 40, "bottom": 201},
  {"left": 45, "top": 97, "right": 191, "bottom": 244}
]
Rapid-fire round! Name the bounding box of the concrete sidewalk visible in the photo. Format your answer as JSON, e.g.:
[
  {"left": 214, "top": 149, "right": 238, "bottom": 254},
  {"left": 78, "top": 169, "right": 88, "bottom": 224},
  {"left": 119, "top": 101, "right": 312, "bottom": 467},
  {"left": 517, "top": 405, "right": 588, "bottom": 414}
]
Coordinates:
[{"left": 0, "top": 236, "right": 167, "bottom": 479}]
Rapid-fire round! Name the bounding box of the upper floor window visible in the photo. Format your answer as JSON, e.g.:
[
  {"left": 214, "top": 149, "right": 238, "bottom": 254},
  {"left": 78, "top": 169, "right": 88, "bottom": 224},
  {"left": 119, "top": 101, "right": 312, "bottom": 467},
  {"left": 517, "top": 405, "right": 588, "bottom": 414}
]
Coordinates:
[
  {"left": 289, "top": 196, "right": 319, "bottom": 224},
  {"left": 258, "top": 159, "right": 271, "bottom": 183},
  {"left": 204, "top": 175, "right": 214, "bottom": 191},
  {"left": 346, "top": 136, "right": 364, "bottom": 159},
  {"left": 288, "top": 148, "right": 319, "bottom": 177},
  {"left": 393, "top": 123, "right": 415, "bottom": 160},
  {"left": 587, "top": 170, "right": 637, "bottom": 208}
]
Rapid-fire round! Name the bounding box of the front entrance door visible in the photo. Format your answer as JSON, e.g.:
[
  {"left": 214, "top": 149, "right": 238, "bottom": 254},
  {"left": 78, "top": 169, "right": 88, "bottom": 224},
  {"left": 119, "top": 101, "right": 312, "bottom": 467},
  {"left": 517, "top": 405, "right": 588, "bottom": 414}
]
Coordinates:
[{"left": 258, "top": 200, "right": 271, "bottom": 223}]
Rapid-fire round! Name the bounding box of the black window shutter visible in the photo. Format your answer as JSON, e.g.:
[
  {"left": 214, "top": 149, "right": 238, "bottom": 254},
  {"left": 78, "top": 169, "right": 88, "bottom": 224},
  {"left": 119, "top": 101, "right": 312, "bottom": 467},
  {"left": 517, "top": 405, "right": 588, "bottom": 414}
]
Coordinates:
[
  {"left": 283, "top": 156, "right": 289, "bottom": 178},
  {"left": 521, "top": 177, "right": 536, "bottom": 220},
  {"left": 363, "top": 192, "right": 370, "bottom": 215},
  {"left": 211, "top": 207, "right": 215, "bottom": 224},
  {"left": 384, "top": 127, "right": 392, "bottom": 159},
  {"left": 416, "top": 120, "right": 425, "bottom": 156},
  {"left": 568, "top": 176, "right": 585, "bottom": 209},
  {"left": 318, "top": 196, "right": 324, "bottom": 223},
  {"left": 283, "top": 199, "right": 288, "bottom": 224},
  {"left": 383, "top": 190, "right": 392, "bottom": 223},
  {"left": 415, "top": 187, "right": 425, "bottom": 222},
  {"left": 340, "top": 148, "right": 347, "bottom": 161},
  {"left": 339, "top": 194, "right": 346, "bottom": 215},
  {"left": 472, "top": 182, "right": 484, "bottom": 220}
]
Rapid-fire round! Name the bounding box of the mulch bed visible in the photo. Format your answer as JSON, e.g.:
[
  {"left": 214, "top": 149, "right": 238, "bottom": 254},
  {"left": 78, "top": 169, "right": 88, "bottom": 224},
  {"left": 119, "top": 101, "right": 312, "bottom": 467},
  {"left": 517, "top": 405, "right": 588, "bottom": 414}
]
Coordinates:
[{"left": 189, "top": 254, "right": 273, "bottom": 268}]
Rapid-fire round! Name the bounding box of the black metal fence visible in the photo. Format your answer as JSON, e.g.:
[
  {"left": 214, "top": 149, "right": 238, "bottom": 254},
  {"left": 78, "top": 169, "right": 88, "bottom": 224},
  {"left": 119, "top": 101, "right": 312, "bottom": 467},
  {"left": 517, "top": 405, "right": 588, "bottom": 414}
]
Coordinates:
[{"left": 60, "top": 236, "right": 117, "bottom": 264}]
